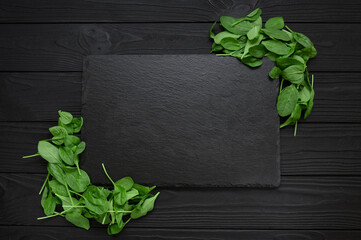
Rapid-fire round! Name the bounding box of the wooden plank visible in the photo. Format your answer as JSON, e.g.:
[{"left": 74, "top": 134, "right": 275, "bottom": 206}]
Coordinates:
[
  {"left": 1, "top": 173, "right": 361, "bottom": 229},
  {"left": 0, "top": 23, "right": 359, "bottom": 71},
  {"left": 2, "top": 226, "right": 361, "bottom": 240},
  {"left": 0, "top": 0, "right": 360, "bottom": 23},
  {"left": 280, "top": 123, "right": 361, "bottom": 175},
  {"left": 1, "top": 122, "right": 360, "bottom": 175},
  {"left": 1, "top": 72, "right": 361, "bottom": 123},
  {"left": 0, "top": 72, "right": 81, "bottom": 121}
]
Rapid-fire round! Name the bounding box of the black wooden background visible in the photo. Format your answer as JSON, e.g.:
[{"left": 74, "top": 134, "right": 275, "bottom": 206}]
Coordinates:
[{"left": 1, "top": 0, "right": 361, "bottom": 239}]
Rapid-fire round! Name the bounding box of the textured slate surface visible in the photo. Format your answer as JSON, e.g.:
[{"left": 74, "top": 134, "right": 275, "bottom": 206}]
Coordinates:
[{"left": 82, "top": 55, "right": 279, "bottom": 187}]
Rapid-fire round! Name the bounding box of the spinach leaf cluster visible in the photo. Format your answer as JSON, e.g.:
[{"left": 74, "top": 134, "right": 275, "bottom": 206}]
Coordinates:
[
  {"left": 23, "top": 110, "right": 160, "bottom": 235},
  {"left": 210, "top": 9, "right": 317, "bottom": 135}
]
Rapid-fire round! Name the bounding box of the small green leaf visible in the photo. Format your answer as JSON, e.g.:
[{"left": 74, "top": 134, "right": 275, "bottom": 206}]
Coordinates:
[
  {"left": 58, "top": 110, "right": 73, "bottom": 125},
  {"left": 47, "top": 163, "right": 66, "bottom": 184},
  {"left": 281, "top": 104, "right": 303, "bottom": 134},
  {"left": 209, "top": 21, "right": 217, "bottom": 39},
  {"left": 243, "top": 34, "right": 263, "bottom": 58},
  {"left": 72, "top": 117, "right": 84, "bottom": 133},
  {"left": 214, "top": 31, "right": 241, "bottom": 44},
  {"left": 280, "top": 115, "right": 294, "bottom": 128},
  {"left": 115, "top": 177, "right": 134, "bottom": 191},
  {"left": 41, "top": 185, "right": 56, "bottom": 216},
  {"left": 74, "top": 141, "right": 86, "bottom": 155},
  {"left": 265, "top": 52, "right": 279, "bottom": 61},
  {"left": 65, "top": 212, "right": 90, "bottom": 230},
  {"left": 64, "top": 135, "right": 81, "bottom": 147},
  {"left": 293, "top": 32, "right": 313, "bottom": 48},
  {"left": 38, "top": 141, "right": 61, "bottom": 164},
  {"left": 291, "top": 103, "right": 302, "bottom": 122},
  {"left": 277, "top": 85, "right": 299, "bottom": 117},
  {"left": 83, "top": 185, "right": 111, "bottom": 215},
  {"left": 304, "top": 77, "right": 315, "bottom": 119},
  {"left": 262, "top": 40, "right": 291, "bottom": 55},
  {"left": 64, "top": 167, "right": 90, "bottom": 192},
  {"left": 265, "top": 16, "right": 284, "bottom": 29},
  {"left": 94, "top": 213, "right": 111, "bottom": 225},
  {"left": 131, "top": 192, "right": 160, "bottom": 219},
  {"left": 56, "top": 195, "right": 79, "bottom": 211},
  {"left": 276, "top": 55, "right": 305, "bottom": 70},
  {"left": 59, "top": 146, "right": 74, "bottom": 165},
  {"left": 246, "top": 8, "right": 262, "bottom": 21},
  {"left": 220, "top": 16, "right": 261, "bottom": 35},
  {"left": 107, "top": 223, "right": 122, "bottom": 235},
  {"left": 304, "top": 96, "right": 314, "bottom": 119},
  {"left": 295, "top": 46, "right": 317, "bottom": 61},
  {"left": 211, "top": 42, "right": 223, "bottom": 53},
  {"left": 229, "top": 8, "right": 262, "bottom": 27},
  {"left": 247, "top": 25, "right": 260, "bottom": 40},
  {"left": 58, "top": 118, "right": 73, "bottom": 135},
  {"left": 249, "top": 44, "right": 267, "bottom": 58},
  {"left": 269, "top": 66, "right": 282, "bottom": 79},
  {"left": 220, "top": 37, "right": 242, "bottom": 50},
  {"left": 126, "top": 188, "right": 139, "bottom": 201},
  {"left": 49, "top": 179, "right": 68, "bottom": 197},
  {"left": 220, "top": 16, "right": 247, "bottom": 35},
  {"left": 113, "top": 184, "right": 128, "bottom": 206},
  {"left": 49, "top": 126, "right": 68, "bottom": 145},
  {"left": 282, "top": 65, "right": 305, "bottom": 84},
  {"left": 298, "top": 86, "right": 311, "bottom": 102},
  {"left": 107, "top": 219, "right": 130, "bottom": 235},
  {"left": 241, "top": 56, "right": 263, "bottom": 68},
  {"left": 82, "top": 208, "right": 95, "bottom": 219},
  {"left": 262, "top": 28, "right": 291, "bottom": 41},
  {"left": 132, "top": 184, "right": 156, "bottom": 196}
]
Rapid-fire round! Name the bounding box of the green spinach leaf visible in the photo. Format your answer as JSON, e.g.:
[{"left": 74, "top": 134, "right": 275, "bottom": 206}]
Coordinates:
[
  {"left": 262, "top": 40, "right": 290, "bottom": 55},
  {"left": 282, "top": 65, "right": 305, "bottom": 84},
  {"left": 269, "top": 66, "right": 282, "bottom": 79},
  {"left": 58, "top": 110, "right": 73, "bottom": 125},
  {"left": 131, "top": 192, "right": 160, "bottom": 219},
  {"left": 38, "top": 141, "right": 61, "bottom": 164},
  {"left": 65, "top": 211, "right": 90, "bottom": 230},
  {"left": 241, "top": 56, "right": 263, "bottom": 68},
  {"left": 49, "top": 126, "right": 68, "bottom": 145},
  {"left": 49, "top": 179, "right": 68, "bottom": 197},
  {"left": 220, "top": 37, "right": 243, "bottom": 50},
  {"left": 265, "top": 16, "right": 284, "bottom": 29},
  {"left": 249, "top": 44, "right": 267, "bottom": 58},
  {"left": 72, "top": 117, "right": 84, "bottom": 133},
  {"left": 64, "top": 167, "right": 90, "bottom": 192},
  {"left": 59, "top": 146, "right": 74, "bottom": 165},
  {"left": 247, "top": 25, "right": 261, "bottom": 40},
  {"left": 41, "top": 185, "right": 56, "bottom": 216},
  {"left": 277, "top": 85, "right": 299, "bottom": 117}
]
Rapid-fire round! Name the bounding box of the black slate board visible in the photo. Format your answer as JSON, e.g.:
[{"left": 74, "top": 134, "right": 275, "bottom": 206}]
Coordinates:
[{"left": 82, "top": 55, "right": 280, "bottom": 187}]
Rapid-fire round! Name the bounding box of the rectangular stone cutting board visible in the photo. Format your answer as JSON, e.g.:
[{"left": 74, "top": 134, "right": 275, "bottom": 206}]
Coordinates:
[{"left": 82, "top": 55, "right": 280, "bottom": 187}]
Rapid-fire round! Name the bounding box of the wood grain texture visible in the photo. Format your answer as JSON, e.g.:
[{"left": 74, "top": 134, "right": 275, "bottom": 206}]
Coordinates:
[
  {"left": 2, "top": 226, "right": 361, "bottom": 240},
  {"left": 0, "top": 0, "right": 360, "bottom": 236},
  {"left": 0, "top": 72, "right": 81, "bottom": 121},
  {"left": 2, "top": 122, "right": 360, "bottom": 175},
  {"left": 0, "top": 0, "right": 360, "bottom": 23},
  {"left": 0, "top": 23, "right": 359, "bottom": 71},
  {"left": 280, "top": 123, "right": 361, "bottom": 175},
  {"left": 82, "top": 55, "right": 279, "bottom": 187},
  {"left": 1, "top": 72, "right": 361, "bottom": 123},
  {"left": 1, "top": 173, "right": 361, "bottom": 229}
]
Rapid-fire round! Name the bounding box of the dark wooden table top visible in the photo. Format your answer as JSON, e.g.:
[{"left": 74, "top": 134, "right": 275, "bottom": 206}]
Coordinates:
[{"left": 1, "top": 1, "right": 361, "bottom": 239}]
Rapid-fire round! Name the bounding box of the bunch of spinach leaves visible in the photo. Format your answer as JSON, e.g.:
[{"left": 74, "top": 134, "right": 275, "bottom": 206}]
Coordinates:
[
  {"left": 23, "top": 110, "right": 160, "bottom": 235},
  {"left": 210, "top": 8, "right": 317, "bottom": 135}
]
